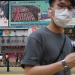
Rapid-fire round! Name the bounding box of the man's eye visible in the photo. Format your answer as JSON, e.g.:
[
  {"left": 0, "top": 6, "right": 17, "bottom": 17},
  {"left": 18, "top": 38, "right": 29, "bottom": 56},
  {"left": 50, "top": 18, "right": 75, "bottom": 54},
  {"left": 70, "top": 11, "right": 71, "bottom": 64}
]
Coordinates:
[
  {"left": 68, "top": 7, "right": 73, "bottom": 11},
  {"left": 58, "top": 4, "right": 64, "bottom": 8}
]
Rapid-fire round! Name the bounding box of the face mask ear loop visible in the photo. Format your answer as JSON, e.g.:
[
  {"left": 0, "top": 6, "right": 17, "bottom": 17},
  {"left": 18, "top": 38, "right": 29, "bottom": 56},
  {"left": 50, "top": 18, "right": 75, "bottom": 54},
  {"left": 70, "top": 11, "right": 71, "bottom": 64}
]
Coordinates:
[
  {"left": 50, "top": 8, "right": 55, "bottom": 18},
  {"left": 68, "top": 11, "right": 73, "bottom": 18},
  {"left": 65, "top": 8, "right": 73, "bottom": 19},
  {"left": 48, "top": 10, "right": 51, "bottom": 17},
  {"left": 51, "top": 7, "right": 54, "bottom": 11}
]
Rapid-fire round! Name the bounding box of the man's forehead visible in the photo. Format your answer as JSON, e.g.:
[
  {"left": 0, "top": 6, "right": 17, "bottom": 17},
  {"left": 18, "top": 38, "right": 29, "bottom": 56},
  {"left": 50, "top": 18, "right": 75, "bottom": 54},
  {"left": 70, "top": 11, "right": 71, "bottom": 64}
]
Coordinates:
[
  {"left": 56, "top": 0, "right": 72, "bottom": 6},
  {"left": 57, "top": 0, "right": 70, "bottom": 2}
]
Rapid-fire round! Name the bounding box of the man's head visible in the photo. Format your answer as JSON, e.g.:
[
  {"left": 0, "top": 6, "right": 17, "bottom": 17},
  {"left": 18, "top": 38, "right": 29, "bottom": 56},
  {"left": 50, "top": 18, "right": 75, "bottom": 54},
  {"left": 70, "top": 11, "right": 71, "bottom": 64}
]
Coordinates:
[{"left": 48, "top": 0, "right": 75, "bottom": 28}]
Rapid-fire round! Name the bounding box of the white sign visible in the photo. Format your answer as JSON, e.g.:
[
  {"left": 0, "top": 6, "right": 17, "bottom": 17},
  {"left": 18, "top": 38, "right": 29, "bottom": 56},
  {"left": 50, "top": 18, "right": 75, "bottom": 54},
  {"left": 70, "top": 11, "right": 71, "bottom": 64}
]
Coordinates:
[
  {"left": 0, "top": 56, "right": 2, "bottom": 60},
  {"left": 0, "top": 20, "right": 8, "bottom": 26}
]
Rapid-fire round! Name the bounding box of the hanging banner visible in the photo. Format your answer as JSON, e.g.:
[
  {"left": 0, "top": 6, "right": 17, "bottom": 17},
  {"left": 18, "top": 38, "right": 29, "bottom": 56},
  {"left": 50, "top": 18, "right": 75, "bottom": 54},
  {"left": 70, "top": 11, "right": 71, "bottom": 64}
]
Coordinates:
[
  {"left": 32, "top": 27, "right": 36, "bottom": 32},
  {"left": 32, "top": 26, "right": 38, "bottom": 32},
  {"left": 4, "top": 30, "right": 8, "bottom": 34},
  {"left": 8, "top": 30, "right": 11, "bottom": 34},
  {"left": 4, "top": 30, "right": 11, "bottom": 35}
]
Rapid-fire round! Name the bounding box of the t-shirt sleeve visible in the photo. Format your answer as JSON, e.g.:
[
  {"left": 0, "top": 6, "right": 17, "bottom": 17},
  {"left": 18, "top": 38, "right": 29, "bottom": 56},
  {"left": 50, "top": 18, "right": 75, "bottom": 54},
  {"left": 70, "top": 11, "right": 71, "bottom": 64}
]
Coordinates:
[{"left": 20, "top": 37, "right": 42, "bottom": 69}]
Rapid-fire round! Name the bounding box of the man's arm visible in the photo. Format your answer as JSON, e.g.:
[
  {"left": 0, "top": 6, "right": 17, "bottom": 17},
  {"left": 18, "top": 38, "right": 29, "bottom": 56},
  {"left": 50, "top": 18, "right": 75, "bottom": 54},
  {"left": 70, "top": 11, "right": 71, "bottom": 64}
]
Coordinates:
[
  {"left": 24, "top": 61, "right": 63, "bottom": 75},
  {"left": 24, "top": 52, "right": 75, "bottom": 75}
]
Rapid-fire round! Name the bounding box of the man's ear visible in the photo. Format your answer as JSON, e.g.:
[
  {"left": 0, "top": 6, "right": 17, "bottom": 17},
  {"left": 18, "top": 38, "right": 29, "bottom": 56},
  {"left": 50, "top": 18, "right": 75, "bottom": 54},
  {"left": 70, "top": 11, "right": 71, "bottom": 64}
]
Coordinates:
[
  {"left": 48, "top": 7, "right": 55, "bottom": 18},
  {"left": 48, "top": 7, "right": 52, "bottom": 17},
  {"left": 48, "top": 7, "right": 52, "bottom": 12}
]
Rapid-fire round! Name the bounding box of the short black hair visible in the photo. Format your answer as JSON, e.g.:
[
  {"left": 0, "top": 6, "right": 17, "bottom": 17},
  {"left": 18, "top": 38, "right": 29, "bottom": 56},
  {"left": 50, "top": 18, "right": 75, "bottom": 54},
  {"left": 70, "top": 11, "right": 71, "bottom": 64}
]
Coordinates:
[{"left": 49, "top": 0, "right": 75, "bottom": 8}]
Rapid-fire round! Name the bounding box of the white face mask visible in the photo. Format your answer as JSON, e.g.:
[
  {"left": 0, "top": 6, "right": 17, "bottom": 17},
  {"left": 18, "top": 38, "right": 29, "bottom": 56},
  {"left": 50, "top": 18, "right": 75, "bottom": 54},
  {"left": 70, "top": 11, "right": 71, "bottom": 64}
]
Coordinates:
[{"left": 52, "top": 8, "right": 72, "bottom": 28}]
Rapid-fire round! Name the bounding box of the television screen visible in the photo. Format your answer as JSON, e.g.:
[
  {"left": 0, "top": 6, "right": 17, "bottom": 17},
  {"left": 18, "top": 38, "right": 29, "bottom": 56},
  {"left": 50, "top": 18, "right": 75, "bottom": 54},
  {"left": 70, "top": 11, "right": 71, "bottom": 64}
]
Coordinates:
[
  {"left": 11, "top": 5, "right": 40, "bottom": 22},
  {"left": 9, "top": 1, "right": 50, "bottom": 26}
]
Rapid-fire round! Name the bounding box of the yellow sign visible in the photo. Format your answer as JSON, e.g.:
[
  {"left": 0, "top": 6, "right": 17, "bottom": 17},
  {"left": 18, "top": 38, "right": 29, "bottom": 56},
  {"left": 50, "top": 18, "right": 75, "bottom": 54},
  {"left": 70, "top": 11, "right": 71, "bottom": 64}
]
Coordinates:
[{"left": 68, "top": 29, "right": 72, "bottom": 33}]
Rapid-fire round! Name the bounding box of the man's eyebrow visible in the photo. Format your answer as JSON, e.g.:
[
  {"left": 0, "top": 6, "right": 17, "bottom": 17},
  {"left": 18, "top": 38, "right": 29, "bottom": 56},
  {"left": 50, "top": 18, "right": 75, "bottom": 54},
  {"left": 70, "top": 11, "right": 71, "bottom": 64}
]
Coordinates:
[
  {"left": 58, "top": 2, "right": 73, "bottom": 7},
  {"left": 58, "top": 1, "right": 64, "bottom": 4}
]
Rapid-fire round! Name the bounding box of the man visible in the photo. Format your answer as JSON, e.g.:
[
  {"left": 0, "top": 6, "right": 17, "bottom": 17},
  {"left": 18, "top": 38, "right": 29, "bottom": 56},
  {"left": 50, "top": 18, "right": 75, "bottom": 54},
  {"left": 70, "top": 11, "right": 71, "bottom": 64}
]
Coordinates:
[
  {"left": 20, "top": 0, "right": 75, "bottom": 75},
  {"left": 15, "top": 53, "right": 18, "bottom": 66}
]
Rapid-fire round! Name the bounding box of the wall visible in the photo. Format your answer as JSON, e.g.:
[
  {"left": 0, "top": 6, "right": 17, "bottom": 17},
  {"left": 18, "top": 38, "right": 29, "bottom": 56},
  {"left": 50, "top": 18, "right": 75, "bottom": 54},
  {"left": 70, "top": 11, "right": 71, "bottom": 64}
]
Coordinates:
[{"left": 0, "top": 29, "right": 28, "bottom": 46}]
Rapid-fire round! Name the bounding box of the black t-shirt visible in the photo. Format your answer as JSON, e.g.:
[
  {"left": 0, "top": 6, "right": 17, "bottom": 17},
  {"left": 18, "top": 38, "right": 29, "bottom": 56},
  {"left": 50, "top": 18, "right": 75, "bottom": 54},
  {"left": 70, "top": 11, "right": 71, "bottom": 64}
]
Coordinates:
[{"left": 20, "top": 27, "right": 73, "bottom": 75}]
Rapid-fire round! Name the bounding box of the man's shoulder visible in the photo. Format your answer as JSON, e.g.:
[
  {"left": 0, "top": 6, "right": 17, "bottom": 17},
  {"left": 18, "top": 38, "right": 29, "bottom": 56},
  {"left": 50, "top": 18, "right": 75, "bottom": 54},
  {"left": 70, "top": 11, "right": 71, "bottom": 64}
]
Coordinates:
[{"left": 29, "top": 27, "right": 45, "bottom": 38}]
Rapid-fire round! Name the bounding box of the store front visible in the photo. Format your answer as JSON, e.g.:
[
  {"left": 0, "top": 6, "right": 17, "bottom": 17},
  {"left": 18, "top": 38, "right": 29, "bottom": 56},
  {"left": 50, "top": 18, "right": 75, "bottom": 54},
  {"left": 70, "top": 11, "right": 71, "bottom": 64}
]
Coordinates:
[{"left": 0, "top": 28, "right": 28, "bottom": 66}]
